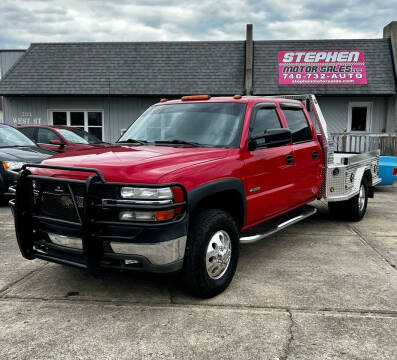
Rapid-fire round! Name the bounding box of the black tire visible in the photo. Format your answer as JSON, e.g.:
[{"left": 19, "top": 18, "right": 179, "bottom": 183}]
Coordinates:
[
  {"left": 328, "top": 176, "right": 369, "bottom": 222},
  {"left": 182, "top": 209, "right": 239, "bottom": 298}
]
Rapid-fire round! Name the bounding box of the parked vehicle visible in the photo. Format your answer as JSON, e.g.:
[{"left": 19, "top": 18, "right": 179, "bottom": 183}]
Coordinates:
[
  {"left": 10, "top": 95, "right": 381, "bottom": 298},
  {"left": 378, "top": 156, "right": 397, "bottom": 185},
  {"left": 17, "top": 125, "right": 110, "bottom": 153},
  {"left": 0, "top": 124, "right": 54, "bottom": 198}
]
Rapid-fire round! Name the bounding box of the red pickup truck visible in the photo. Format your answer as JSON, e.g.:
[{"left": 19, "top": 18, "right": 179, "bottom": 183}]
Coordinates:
[{"left": 10, "top": 94, "right": 381, "bottom": 298}]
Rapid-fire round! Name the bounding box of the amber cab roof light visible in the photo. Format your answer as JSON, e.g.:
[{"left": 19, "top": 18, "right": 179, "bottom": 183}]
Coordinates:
[
  {"left": 233, "top": 94, "right": 242, "bottom": 99},
  {"left": 181, "top": 95, "right": 210, "bottom": 101},
  {"left": 160, "top": 98, "right": 167, "bottom": 102}
]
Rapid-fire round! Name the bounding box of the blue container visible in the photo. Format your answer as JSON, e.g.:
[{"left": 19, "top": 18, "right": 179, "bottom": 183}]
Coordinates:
[{"left": 378, "top": 156, "right": 397, "bottom": 186}]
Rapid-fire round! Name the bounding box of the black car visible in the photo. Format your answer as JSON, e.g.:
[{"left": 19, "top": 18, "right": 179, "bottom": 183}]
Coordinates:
[{"left": 0, "top": 124, "right": 55, "bottom": 198}]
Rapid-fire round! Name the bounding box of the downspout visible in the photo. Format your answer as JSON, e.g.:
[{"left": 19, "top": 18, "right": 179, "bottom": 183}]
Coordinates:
[{"left": 245, "top": 24, "right": 253, "bottom": 96}]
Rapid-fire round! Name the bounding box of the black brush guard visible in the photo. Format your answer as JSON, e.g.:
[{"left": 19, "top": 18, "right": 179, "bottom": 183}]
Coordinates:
[{"left": 10, "top": 164, "right": 187, "bottom": 275}]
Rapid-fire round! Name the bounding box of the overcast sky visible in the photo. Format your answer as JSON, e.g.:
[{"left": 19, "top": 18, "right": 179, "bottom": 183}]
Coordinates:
[{"left": 1, "top": 0, "right": 396, "bottom": 48}]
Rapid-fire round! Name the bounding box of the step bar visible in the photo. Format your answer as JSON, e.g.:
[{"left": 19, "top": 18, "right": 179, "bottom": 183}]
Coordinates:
[{"left": 240, "top": 206, "right": 317, "bottom": 244}]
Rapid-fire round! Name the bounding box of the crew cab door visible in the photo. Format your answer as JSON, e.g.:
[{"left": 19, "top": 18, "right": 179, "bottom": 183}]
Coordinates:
[
  {"left": 243, "top": 103, "right": 295, "bottom": 225},
  {"left": 280, "top": 103, "right": 322, "bottom": 205}
]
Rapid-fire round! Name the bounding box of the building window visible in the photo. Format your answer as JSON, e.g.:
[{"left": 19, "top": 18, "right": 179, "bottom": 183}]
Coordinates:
[
  {"left": 49, "top": 110, "right": 104, "bottom": 140},
  {"left": 348, "top": 102, "right": 372, "bottom": 133}
]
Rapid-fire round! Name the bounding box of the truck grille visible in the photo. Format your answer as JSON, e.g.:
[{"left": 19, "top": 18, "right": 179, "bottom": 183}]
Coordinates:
[{"left": 34, "top": 182, "right": 85, "bottom": 223}]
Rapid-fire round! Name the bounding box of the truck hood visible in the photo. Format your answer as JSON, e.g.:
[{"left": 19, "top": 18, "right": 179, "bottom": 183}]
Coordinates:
[{"left": 40, "top": 145, "right": 229, "bottom": 183}]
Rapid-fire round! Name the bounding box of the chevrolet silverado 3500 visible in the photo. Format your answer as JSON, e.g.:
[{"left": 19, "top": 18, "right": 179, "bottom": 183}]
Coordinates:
[{"left": 10, "top": 94, "right": 381, "bottom": 298}]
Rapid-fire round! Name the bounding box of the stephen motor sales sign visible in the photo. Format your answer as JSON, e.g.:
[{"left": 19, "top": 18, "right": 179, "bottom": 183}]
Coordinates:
[{"left": 278, "top": 50, "right": 367, "bottom": 85}]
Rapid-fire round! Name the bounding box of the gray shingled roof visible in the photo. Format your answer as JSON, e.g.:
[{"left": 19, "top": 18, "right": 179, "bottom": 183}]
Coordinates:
[
  {"left": 0, "top": 39, "right": 395, "bottom": 96},
  {"left": 253, "top": 39, "right": 396, "bottom": 95},
  {"left": 0, "top": 42, "right": 246, "bottom": 96}
]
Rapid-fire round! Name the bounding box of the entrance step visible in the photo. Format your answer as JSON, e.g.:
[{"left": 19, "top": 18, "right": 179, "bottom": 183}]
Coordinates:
[{"left": 239, "top": 205, "right": 317, "bottom": 244}]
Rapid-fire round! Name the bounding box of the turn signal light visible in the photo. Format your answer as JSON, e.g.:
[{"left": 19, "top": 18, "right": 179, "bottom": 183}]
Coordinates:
[
  {"left": 393, "top": 168, "right": 397, "bottom": 176},
  {"left": 181, "top": 95, "right": 210, "bottom": 101},
  {"left": 155, "top": 209, "right": 175, "bottom": 221}
]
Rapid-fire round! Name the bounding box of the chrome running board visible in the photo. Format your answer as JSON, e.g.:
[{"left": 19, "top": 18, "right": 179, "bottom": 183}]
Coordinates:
[{"left": 240, "top": 205, "right": 317, "bottom": 244}]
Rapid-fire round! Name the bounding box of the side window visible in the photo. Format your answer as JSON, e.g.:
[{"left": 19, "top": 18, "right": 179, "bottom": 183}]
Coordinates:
[
  {"left": 19, "top": 127, "right": 36, "bottom": 142},
  {"left": 283, "top": 109, "right": 313, "bottom": 143},
  {"left": 37, "top": 128, "right": 61, "bottom": 144},
  {"left": 251, "top": 108, "right": 281, "bottom": 138}
]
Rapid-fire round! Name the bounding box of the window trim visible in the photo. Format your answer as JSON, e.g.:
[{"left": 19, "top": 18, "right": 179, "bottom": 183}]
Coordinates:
[
  {"left": 347, "top": 102, "right": 372, "bottom": 134},
  {"left": 48, "top": 110, "right": 105, "bottom": 141}
]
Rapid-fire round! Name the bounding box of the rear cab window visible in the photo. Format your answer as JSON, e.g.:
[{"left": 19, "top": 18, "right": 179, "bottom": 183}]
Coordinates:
[{"left": 281, "top": 103, "right": 313, "bottom": 144}]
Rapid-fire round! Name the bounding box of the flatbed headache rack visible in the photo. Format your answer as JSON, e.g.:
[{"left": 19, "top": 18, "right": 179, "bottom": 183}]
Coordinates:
[{"left": 11, "top": 164, "right": 187, "bottom": 275}]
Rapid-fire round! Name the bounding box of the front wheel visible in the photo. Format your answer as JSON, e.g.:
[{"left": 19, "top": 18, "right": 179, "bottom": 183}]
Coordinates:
[
  {"left": 182, "top": 209, "right": 239, "bottom": 298},
  {"left": 328, "top": 176, "right": 369, "bottom": 222}
]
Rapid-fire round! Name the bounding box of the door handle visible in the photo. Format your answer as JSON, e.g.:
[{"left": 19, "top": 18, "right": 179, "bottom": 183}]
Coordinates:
[
  {"left": 312, "top": 150, "right": 319, "bottom": 160},
  {"left": 285, "top": 155, "right": 294, "bottom": 165}
]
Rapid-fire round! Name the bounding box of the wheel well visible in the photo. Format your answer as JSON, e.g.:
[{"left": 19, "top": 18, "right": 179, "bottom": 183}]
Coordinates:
[{"left": 191, "top": 190, "right": 245, "bottom": 230}]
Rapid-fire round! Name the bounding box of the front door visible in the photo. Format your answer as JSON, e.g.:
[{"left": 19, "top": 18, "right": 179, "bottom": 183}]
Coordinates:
[
  {"left": 243, "top": 103, "right": 295, "bottom": 225},
  {"left": 280, "top": 103, "right": 322, "bottom": 206},
  {"left": 37, "top": 128, "right": 65, "bottom": 153}
]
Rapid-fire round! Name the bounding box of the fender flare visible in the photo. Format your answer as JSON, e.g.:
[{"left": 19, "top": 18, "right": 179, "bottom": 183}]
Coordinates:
[{"left": 187, "top": 178, "right": 246, "bottom": 225}]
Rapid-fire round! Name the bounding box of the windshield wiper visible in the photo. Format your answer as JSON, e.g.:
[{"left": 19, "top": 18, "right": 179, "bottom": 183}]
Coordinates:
[
  {"left": 154, "top": 139, "right": 201, "bottom": 147},
  {"left": 117, "top": 138, "right": 149, "bottom": 145}
]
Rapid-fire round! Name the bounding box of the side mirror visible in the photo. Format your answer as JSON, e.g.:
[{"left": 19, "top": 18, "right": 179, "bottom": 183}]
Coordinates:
[
  {"left": 248, "top": 128, "right": 292, "bottom": 151},
  {"left": 49, "top": 139, "right": 65, "bottom": 146}
]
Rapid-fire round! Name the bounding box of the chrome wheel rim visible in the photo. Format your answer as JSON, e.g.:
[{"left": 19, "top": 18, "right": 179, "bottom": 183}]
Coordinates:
[
  {"left": 205, "top": 230, "right": 232, "bottom": 280},
  {"left": 358, "top": 184, "right": 366, "bottom": 212}
]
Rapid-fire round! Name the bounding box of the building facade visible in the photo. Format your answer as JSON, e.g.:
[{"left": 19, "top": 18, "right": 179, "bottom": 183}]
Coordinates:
[
  {"left": 0, "top": 23, "right": 396, "bottom": 143},
  {"left": 0, "top": 50, "right": 25, "bottom": 123}
]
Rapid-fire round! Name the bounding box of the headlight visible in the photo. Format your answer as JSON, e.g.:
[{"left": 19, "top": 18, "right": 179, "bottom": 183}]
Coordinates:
[
  {"left": 2, "top": 161, "right": 25, "bottom": 172},
  {"left": 120, "top": 187, "right": 173, "bottom": 200}
]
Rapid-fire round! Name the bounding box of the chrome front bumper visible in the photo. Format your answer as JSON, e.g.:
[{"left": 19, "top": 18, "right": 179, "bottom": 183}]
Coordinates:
[
  {"left": 110, "top": 236, "right": 187, "bottom": 265},
  {"left": 48, "top": 232, "right": 187, "bottom": 266}
]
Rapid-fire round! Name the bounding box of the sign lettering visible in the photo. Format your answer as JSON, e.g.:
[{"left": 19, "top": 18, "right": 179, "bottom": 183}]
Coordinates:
[{"left": 278, "top": 50, "right": 367, "bottom": 85}]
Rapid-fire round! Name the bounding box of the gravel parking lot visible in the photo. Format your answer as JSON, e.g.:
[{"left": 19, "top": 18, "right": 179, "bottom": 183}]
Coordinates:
[{"left": 1, "top": 186, "right": 396, "bottom": 360}]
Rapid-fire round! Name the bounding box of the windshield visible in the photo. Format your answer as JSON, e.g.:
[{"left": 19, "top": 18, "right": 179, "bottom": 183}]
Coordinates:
[
  {"left": 118, "top": 102, "right": 246, "bottom": 148},
  {"left": 0, "top": 126, "right": 36, "bottom": 147},
  {"left": 57, "top": 128, "right": 102, "bottom": 144}
]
